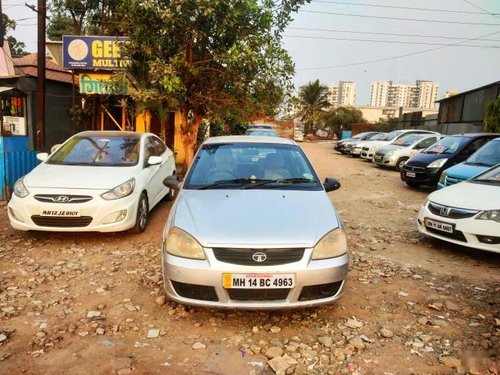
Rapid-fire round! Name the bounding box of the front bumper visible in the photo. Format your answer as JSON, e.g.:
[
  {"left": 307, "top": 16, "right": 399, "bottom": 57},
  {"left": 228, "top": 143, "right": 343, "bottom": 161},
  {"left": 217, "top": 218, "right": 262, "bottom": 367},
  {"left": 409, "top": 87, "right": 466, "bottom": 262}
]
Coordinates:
[
  {"left": 417, "top": 204, "right": 500, "bottom": 254},
  {"left": 400, "top": 166, "right": 441, "bottom": 186},
  {"left": 162, "top": 246, "right": 348, "bottom": 309},
  {"left": 373, "top": 154, "right": 396, "bottom": 167},
  {"left": 7, "top": 188, "right": 140, "bottom": 232}
]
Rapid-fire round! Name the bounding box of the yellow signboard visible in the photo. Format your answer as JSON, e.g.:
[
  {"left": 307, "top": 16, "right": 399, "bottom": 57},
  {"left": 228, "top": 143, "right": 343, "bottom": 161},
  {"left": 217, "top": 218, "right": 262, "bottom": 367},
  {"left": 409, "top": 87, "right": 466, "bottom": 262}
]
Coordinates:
[{"left": 79, "top": 73, "right": 128, "bottom": 95}]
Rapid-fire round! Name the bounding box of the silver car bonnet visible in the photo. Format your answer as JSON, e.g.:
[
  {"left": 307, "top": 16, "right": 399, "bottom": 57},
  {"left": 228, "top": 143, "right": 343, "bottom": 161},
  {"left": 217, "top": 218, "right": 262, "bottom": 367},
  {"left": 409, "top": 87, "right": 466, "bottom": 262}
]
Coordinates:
[{"left": 170, "top": 189, "right": 340, "bottom": 248}]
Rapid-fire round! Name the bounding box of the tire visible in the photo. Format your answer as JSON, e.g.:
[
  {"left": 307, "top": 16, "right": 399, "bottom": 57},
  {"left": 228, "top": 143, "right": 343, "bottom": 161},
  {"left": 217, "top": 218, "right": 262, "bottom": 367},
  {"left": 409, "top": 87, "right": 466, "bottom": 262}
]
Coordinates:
[
  {"left": 405, "top": 180, "right": 421, "bottom": 188},
  {"left": 395, "top": 157, "right": 409, "bottom": 172},
  {"left": 132, "top": 192, "right": 149, "bottom": 233}
]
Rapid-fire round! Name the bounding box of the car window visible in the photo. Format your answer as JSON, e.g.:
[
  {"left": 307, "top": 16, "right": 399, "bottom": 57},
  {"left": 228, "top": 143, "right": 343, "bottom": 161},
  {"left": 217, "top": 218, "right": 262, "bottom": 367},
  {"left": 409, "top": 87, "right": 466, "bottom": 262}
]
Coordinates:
[
  {"left": 150, "top": 136, "right": 167, "bottom": 155},
  {"left": 245, "top": 130, "right": 278, "bottom": 137},
  {"left": 47, "top": 134, "right": 141, "bottom": 166},
  {"left": 415, "top": 137, "right": 437, "bottom": 150},
  {"left": 184, "top": 142, "right": 322, "bottom": 190}
]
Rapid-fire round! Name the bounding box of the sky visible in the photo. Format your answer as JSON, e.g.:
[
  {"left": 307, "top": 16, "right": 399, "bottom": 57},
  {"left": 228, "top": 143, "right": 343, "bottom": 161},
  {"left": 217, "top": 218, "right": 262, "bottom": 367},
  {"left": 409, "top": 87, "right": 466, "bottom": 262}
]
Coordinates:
[{"left": 3, "top": 0, "right": 500, "bottom": 105}]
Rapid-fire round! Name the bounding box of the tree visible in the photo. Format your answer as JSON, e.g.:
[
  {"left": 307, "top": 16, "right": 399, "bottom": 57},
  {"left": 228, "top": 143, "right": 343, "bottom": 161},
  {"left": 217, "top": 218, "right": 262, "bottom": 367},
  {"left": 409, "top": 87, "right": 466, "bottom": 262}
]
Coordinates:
[
  {"left": 1, "top": 14, "right": 28, "bottom": 56},
  {"left": 120, "top": 0, "right": 310, "bottom": 170},
  {"left": 297, "top": 79, "right": 330, "bottom": 135},
  {"left": 484, "top": 96, "right": 500, "bottom": 133},
  {"left": 324, "top": 105, "right": 367, "bottom": 136}
]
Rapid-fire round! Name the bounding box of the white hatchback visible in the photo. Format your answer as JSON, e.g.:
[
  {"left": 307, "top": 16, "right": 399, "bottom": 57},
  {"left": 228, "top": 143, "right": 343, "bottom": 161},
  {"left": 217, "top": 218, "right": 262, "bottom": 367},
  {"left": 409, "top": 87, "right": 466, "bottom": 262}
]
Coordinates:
[{"left": 8, "top": 131, "right": 176, "bottom": 233}]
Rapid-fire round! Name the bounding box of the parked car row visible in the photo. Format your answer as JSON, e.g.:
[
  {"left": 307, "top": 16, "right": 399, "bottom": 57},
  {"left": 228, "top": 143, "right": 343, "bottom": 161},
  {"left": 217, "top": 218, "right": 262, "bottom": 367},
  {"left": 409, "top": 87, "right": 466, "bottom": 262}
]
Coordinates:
[{"left": 334, "top": 130, "right": 500, "bottom": 254}]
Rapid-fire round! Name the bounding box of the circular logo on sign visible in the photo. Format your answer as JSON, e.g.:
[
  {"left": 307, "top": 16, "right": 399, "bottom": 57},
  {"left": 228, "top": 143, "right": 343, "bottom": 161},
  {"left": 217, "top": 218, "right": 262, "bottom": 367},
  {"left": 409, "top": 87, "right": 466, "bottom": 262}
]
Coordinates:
[{"left": 67, "top": 39, "right": 88, "bottom": 61}]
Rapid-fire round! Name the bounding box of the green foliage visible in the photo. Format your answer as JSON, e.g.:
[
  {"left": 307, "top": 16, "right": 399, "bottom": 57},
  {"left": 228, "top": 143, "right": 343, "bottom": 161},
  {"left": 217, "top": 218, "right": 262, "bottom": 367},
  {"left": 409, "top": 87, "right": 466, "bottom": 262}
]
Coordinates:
[
  {"left": 1, "top": 14, "right": 27, "bottom": 56},
  {"left": 47, "top": 13, "right": 75, "bottom": 40},
  {"left": 484, "top": 96, "right": 500, "bottom": 133},
  {"left": 296, "top": 79, "right": 330, "bottom": 135},
  {"left": 324, "top": 106, "right": 367, "bottom": 135},
  {"left": 121, "top": 0, "right": 309, "bottom": 132}
]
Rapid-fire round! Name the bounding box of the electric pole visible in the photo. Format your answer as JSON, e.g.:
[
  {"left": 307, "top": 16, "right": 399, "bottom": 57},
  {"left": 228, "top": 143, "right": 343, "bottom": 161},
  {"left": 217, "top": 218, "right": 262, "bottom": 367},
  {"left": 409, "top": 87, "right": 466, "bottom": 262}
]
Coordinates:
[{"left": 36, "top": 0, "right": 46, "bottom": 151}]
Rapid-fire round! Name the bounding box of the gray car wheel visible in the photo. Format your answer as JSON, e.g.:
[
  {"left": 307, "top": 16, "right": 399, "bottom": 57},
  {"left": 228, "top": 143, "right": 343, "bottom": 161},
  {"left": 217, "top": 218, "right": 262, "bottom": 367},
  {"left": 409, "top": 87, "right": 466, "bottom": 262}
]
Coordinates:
[
  {"left": 395, "top": 157, "right": 408, "bottom": 172},
  {"left": 132, "top": 192, "right": 148, "bottom": 233}
]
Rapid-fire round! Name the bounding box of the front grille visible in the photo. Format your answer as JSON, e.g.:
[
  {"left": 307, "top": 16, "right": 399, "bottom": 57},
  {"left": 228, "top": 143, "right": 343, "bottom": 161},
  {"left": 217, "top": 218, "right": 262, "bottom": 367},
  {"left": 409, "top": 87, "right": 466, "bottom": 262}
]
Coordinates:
[
  {"left": 445, "top": 176, "right": 465, "bottom": 186},
  {"left": 426, "top": 227, "right": 467, "bottom": 242},
  {"left": 428, "top": 202, "right": 479, "bottom": 219},
  {"left": 299, "top": 281, "right": 343, "bottom": 301},
  {"left": 34, "top": 194, "right": 93, "bottom": 203},
  {"left": 362, "top": 147, "right": 369, "bottom": 151},
  {"left": 31, "top": 215, "right": 93, "bottom": 227},
  {"left": 403, "top": 164, "right": 426, "bottom": 172},
  {"left": 227, "top": 288, "right": 290, "bottom": 301},
  {"left": 171, "top": 281, "right": 218, "bottom": 301},
  {"left": 212, "top": 248, "right": 304, "bottom": 266}
]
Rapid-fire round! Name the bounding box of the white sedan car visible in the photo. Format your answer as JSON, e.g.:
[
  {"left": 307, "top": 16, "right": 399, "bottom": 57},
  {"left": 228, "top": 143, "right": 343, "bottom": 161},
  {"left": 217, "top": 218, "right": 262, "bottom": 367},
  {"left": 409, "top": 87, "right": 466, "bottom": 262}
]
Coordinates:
[
  {"left": 8, "top": 131, "right": 176, "bottom": 233},
  {"left": 417, "top": 164, "right": 500, "bottom": 254}
]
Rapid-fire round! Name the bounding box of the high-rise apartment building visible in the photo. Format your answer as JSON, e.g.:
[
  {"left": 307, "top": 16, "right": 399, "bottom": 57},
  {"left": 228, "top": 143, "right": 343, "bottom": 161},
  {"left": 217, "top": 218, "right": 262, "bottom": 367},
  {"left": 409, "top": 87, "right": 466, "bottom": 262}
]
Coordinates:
[
  {"left": 328, "top": 81, "right": 356, "bottom": 107},
  {"left": 369, "top": 80, "right": 439, "bottom": 109}
]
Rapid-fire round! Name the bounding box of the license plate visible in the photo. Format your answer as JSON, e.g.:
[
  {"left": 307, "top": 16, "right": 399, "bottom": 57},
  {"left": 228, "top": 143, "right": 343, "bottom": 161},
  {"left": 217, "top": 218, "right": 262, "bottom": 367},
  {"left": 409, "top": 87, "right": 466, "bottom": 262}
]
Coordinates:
[
  {"left": 40, "top": 210, "right": 81, "bottom": 217},
  {"left": 424, "top": 218, "right": 453, "bottom": 233},
  {"left": 406, "top": 172, "right": 416, "bottom": 178},
  {"left": 374, "top": 155, "right": 382, "bottom": 161},
  {"left": 222, "top": 273, "right": 295, "bottom": 289}
]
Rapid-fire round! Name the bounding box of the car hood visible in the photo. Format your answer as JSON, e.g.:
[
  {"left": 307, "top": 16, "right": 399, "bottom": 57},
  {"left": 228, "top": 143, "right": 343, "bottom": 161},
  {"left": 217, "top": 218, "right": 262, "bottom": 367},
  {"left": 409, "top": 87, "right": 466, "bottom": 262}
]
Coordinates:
[
  {"left": 360, "top": 140, "right": 389, "bottom": 147},
  {"left": 24, "top": 163, "right": 136, "bottom": 190},
  {"left": 428, "top": 181, "right": 500, "bottom": 210},
  {"left": 170, "top": 189, "right": 340, "bottom": 248},
  {"left": 445, "top": 162, "right": 489, "bottom": 180},
  {"left": 406, "top": 152, "right": 452, "bottom": 167},
  {"left": 377, "top": 144, "right": 405, "bottom": 154}
]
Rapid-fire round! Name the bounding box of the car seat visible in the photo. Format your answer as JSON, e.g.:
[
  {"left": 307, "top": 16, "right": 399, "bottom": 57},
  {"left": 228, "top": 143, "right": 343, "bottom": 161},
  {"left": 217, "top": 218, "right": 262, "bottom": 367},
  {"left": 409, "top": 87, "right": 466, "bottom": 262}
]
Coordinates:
[{"left": 263, "top": 153, "right": 291, "bottom": 180}]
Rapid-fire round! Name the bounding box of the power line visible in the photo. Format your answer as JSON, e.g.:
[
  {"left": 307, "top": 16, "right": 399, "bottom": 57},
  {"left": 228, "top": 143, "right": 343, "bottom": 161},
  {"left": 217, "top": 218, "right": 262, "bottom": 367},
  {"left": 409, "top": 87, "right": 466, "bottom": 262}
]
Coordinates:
[
  {"left": 288, "top": 26, "right": 500, "bottom": 42},
  {"left": 284, "top": 34, "right": 499, "bottom": 48},
  {"left": 462, "top": 0, "right": 500, "bottom": 19},
  {"left": 299, "top": 9, "right": 500, "bottom": 26},
  {"left": 295, "top": 30, "right": 500, "bottom": 71},
  {"left": 313, "top": 0, "right": 499, "bottom": 16}
]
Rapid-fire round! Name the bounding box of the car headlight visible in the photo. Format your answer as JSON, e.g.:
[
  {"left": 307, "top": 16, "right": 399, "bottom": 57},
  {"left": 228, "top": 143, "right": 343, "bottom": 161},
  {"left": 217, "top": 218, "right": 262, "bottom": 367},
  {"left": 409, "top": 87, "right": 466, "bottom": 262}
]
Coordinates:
[
  {"left": 165, "top": 227, "right": 205, "bottom": 259},
  {"left": 369, "top": 145, "right": 377, "bottom": 152},
  {"left": 427, "top": 158, "right": 447, "bottom": 169},
  {"left": 311, "top": 228, "right": 347, "bottom": 260},
  {"left": 13, "top": 177, "right": 30, "bottom": 198},
  {"left": 100, "top": 178, "right": 135, "bottom": 200},
  {"left": 385, "top": 150, "right": 396, "bottom": 157},
  {"left": 476, "top": 210, "right": 500, "bottom": 223},
  {"left": 439, "top": 171, "right": 447, "bottom": 184}
]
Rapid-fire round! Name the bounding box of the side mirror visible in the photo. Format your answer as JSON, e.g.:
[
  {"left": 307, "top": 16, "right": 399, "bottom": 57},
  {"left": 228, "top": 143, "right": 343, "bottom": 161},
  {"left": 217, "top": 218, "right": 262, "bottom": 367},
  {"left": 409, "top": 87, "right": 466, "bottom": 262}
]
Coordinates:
[
  {"left": 163, "top": 174, "right": 182, "bottom": 191},
  {"left": 36, "top": 153, "right": 49, "bottom": 162},
  {"left": 147, "top": 156, "right": 162, "bottom": 166},
  {"left": 323, "top": 177, "right": 341, "bottom": 192}
]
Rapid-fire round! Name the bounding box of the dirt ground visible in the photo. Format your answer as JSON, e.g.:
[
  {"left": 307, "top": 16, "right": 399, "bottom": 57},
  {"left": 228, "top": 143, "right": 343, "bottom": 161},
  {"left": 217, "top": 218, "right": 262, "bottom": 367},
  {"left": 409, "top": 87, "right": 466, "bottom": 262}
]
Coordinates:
[{"left": 0, "top": 141, "right": 499, "bottom": 375}]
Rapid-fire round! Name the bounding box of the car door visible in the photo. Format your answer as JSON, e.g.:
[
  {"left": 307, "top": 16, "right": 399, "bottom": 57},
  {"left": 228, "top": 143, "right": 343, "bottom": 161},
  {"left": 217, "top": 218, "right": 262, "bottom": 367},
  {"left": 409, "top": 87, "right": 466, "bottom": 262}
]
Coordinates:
[{"left": 142, "top": 136, "right": 174, "bottom": 208}]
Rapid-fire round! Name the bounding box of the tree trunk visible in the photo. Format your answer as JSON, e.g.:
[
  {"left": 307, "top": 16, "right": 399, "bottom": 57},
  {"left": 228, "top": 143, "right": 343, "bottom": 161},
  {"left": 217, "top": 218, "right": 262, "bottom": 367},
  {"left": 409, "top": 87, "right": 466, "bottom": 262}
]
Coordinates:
[{"left": 179, "top": 105, "right": 200, "bottom": 173}]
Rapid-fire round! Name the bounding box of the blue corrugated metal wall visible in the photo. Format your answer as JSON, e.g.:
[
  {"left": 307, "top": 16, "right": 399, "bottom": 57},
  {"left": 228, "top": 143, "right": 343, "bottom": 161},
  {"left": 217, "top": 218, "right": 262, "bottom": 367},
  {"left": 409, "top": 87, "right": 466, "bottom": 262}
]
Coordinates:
[{"left": 1, "top": 137, "right": 39, "bottom": 200}]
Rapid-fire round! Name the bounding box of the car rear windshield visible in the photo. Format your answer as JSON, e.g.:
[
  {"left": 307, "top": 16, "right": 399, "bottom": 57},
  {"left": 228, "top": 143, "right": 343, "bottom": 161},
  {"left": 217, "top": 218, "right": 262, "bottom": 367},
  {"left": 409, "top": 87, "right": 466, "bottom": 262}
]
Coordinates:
[
  {"left": 47, "top": 135, "right": 141, "bottom": 166},
  {"left": 184, "top": 142, "right": 323, "bottom": 190},
  {"left": 421, "top": 136, "right": 469, "bottom": 155}
]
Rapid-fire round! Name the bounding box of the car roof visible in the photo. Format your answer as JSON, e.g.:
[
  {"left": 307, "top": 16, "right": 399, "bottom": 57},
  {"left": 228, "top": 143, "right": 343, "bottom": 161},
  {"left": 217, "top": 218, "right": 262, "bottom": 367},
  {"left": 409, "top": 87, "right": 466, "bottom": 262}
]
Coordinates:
[
  {"left": 446, "top": 133, "right": 500, "bottom": 138},
  {"left": 203, "top": 135, "right": 295, "bottom": 145}
]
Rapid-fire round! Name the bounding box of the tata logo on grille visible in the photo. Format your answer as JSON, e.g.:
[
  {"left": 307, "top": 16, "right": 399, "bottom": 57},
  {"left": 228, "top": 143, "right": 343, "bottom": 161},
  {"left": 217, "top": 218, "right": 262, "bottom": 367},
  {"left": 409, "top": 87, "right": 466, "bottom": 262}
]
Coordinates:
[
  {"left": 252, "top": 252, "right": 267, "bottom": 263},
  {"left": 440, "top": 207, "right": 451, "bottom": 216},
  {"left": 54, "top": 196, "right": 70, "bottom": 203}
]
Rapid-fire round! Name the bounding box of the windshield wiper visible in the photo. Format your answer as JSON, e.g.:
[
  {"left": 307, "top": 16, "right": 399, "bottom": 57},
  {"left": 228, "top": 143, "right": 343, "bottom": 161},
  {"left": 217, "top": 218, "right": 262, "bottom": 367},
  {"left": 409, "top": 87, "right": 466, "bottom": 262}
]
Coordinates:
[
  {"left": 470, "top": 178, "right": 500, "bottom": 185},
  {"left": 466, "top": 162, "right": 493, "bottom": 167},
  {"left": 243, "top": 177, "right": 316, "bottom": 189},
  {"left": 197, "top": 178, "right": 271, "bottom": 189}
]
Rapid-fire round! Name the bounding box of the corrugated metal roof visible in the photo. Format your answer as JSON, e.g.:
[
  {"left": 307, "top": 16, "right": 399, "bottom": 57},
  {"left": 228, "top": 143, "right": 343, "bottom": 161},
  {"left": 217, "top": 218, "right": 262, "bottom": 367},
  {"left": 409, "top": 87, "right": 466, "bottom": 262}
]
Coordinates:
[{"left": 12, "top": 53, "right": 75, "bottom": 85}]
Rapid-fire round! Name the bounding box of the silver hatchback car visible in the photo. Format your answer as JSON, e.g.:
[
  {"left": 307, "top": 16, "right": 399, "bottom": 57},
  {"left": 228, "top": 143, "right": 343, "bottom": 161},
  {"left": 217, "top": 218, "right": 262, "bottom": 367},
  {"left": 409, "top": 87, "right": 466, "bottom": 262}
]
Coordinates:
[{"left": 162, "top": 136, "right": 348, "bottom": 309}]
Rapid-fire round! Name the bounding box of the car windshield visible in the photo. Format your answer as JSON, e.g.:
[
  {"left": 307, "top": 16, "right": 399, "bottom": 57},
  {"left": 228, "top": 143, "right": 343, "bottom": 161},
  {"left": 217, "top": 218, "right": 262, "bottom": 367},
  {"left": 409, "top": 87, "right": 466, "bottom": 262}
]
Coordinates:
[
  {"left": 422, "top": 136, "right": 468, "bottom": 155},
  {"left": 47, "top": 134, "right": 141, "bottom": 166},
  {"left": 184, "top": 142, "right": 322, "bottom": 190},
  {"left": 469, "top": 164, "right": 500, "bottom": 185},
  {"left": 368, "top": 133, "right": 387, "bottom": 141},
  {"left": 393, "top": 134, "right": 424, "bottom": 147},
  {"left": 245, "top": 130, "right": 278, "bottom": 137},
  {"left": 384, "top": 131, "right": 403, "bottom": 141},
  {"left": 465, "top": 139, "right": 500, "bottom": 167}
]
